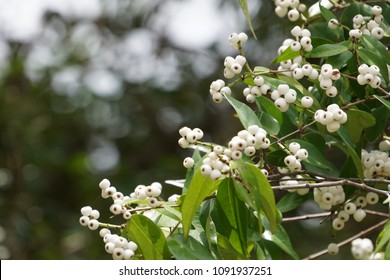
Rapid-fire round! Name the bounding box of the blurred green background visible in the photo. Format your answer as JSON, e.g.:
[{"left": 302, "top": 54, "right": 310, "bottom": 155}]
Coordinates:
[{"left": 0, "top": 0, "right": 382, "bottom": 259}]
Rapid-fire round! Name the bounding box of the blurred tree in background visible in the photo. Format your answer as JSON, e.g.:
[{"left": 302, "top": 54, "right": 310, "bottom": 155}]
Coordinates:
[{"left": 0, "top": 0, "right": 286, "bottom": 259}]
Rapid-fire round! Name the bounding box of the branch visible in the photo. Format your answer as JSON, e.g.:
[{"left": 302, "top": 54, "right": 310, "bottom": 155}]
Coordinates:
[
  {"left": 282, "top": 212, "right": 331, "bottom": 222},
  {"left": 303, "top": 219, "right": 388, "bottom": 260}
]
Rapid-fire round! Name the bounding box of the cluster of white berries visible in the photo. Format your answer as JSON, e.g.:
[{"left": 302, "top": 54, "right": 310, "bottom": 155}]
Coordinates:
[
  {"left": 277, "top": 26, "right": 314, "bottom": 76},
  {"left": 351, "top": 238, "right": 383, "bottom": 260},
  {"left": 79, "top": 206, "right": 101, "bottom": 230},
  {"left": 224, "top": 55, "right": 247, "bottom": 79},
  {"left": 270, "top": 84, "right": 297, "bottom": 112},
  {"left": 331, "top": 191, "right": 379, "bottom": 231},
  {"left": 347, "top": 6, "right": 384, "bottom": 40},
  {"left": 314, "top": 104, "right": 347, "bottom": 133},
  {"left": 130, "top": 182, "right": 162, "bottom": 209},
  {"left": 313, "top": 185, "right": 346, "bottom": 212},
  {"left": 280, "top": 175, "right": 310, "bottom": 195},
  {"left": 209, "top": 79, "right": 231, "bottom": 103},
  {"left": 200, "top": 125, "right": 270, "bottom": 180},
  {"left": 318, "top": 64, "right": 341, "bottom": 97},
  {"left": 274, "top": 0, "right": 306, "bottom": 22},
  {"left": 242, "top": 75, "right": 270, "bottom": 103},
  {"left": 96, "top": 178, "right": 133, "bottom": 219},
  {"left": 362, "top": 147, "right": 390, "bottom": 179},
  {"left": 283, "top": 142, "right": 308, "bottom": 171},
  {"left": 178, "top": 126, "right": 204, "bottom": 148},
  {"left": 357, "top": 64, "right": 382, "bottom": 89},
  {"left": 100, "top": 229, "right": 138, "bottom": 260},
  {"left": 228, "top": 32, "right": 248, "bottom": 50}
]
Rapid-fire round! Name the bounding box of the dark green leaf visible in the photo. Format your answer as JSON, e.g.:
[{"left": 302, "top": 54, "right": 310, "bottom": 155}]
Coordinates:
[
  {"left": 289, "top": 139, "right": 338, "bottom": 172},
  {"left": 374, "top": 95, "right": 390, "bottom": 110},
  {"left": 266, "top": 149, "right": 288, "bottom": 167},
  {"left": 326, "top": 51, "right": 353, "bottom": 69},
  {"left": 263, "top": 221, "right": 300, "bottom": 260},
  {"left": 344, "top": 108, "right": 376, "bottom": 143},
  {"left": 365, "top": 105, "right": 390, "bottom": 142},
  {"left": 167, "top": 234, "right": 215, "bottom": 260},
  {"left": 337, "top": 126, "right": 364, "bottom": 180},
  {"left": 307, "top": 44, "right": 348, "bottom": 58},
  {"left": 361, "top": 35, "right": 390, "bottom": 65},
  {"left": 277, "top": 192, "right": 310, "bottom": 213},
  {"left": 357, "top": 49, "right": 389, "bottom": 85},
  {"left": 125, "top": 214, "right": 170, "bottom": 260}
]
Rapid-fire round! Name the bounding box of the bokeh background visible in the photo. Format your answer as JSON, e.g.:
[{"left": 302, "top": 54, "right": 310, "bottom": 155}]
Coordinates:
[{"left": 0, "top": 0, "right": 382, "bottom": 260}]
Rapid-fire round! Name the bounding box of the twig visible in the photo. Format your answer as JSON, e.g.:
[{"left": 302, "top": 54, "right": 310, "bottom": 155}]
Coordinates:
[
  {"left": 303, "top": 219, "right": 388, "bottom": 260},
  {"left": 271, "top": 120, "right": 317, "bottom": 145},
  {"left": 282, "top": 212, "right": 331, "bottom": 222}
]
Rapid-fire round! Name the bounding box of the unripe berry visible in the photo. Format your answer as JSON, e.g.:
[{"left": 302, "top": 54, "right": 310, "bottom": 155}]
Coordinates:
[
  {"left": 332, "top": 218, "right": 344, "bottom": 230},
  {"left": 112, "top": 247, "right": 124, "bottom": 260},
  {"left": 275, "top": 6, "right": 288, "bottom": 18},
  {"left": 178, "top": 137, "right": 190, "bottom": 148},
  {"left": 366, "top": 192, "right": 379, "bottom": 205},
  {"left": 295, "top": 148, "right": 308, "bottom": 160},
  {"left": 301, "top": 96, "right": 313, "bottom": 108},
  {"left": 80, "top": 206, "right": 93, "bottom": 216},
  {"left": 99, "top": 179, "right": 111, "bottom": 190},
  {"left": 210, "top": 169, "right": 222, "bottom": 180},
  {"left": 338, "top": 210, "right": 350, "bottom": 222},
  {"left": 288, "top": 142, "right": 301, "bottom": 154},
  {"left": 183, "top": 157, "right": 195, "bottom": 169},
  {"left": 274, "top": 98, "right": 289, "bottom": 112},
  {"left": 79, "top": 215, "right": 90, "bottom": 226},
  {"left": 284, "top": 155, "right": 297, "bottom": 167},
  {"left": 344, "top": 202, "right": 357, "bottom": 214},
  {"left": 105, "top": 242, "right": 115, "bottom": 254},
  {"left": 288, "top": 9, "right": 300, "bottom": 22},
  {"left": 355, "top": 196, "right": 367, "bottom": 208},
  {"left": 88, "top": 219, "right": 100, "bottom": 230},
  {"left": 254, "top": 76, "right": 264, "bottom": 86},
  {"left": 326, "top": 121, "right": 341, "bottom": 133},
  {"left": 90, "top": 209, "right": 100, "bottom": 219},
  {"left": 353, "top": 209, "right": 366, "bottom": 222},
  {"left": 327, "top": 243, "right": 339, "bottom": 255},
  {"left": 328, "top": 19, "right": 339, "bottom": 29},
  {"left": 372, "top": 5, "right": 382, "bottom": 16}
]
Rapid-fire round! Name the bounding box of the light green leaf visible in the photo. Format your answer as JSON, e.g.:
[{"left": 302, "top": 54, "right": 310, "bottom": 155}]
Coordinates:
[
  {"left": 258, "top": 110, "right": 280, "bottom": 135},
  {"left": 233, "top": 161, "right": 277, "bottom": 233},
  {"left": 224, "top": 93, "right": 262, "bottom": 129},
  {"left": 125, "top": 214, "right": 170, "bottom": 260},
  {"left": 272, "top": 46, "right": 300, "bottom": 64},
  {"left": 167, "top": 234, "right": 215, "bottom": 260},
  {"left": 182, "top": 170, "right": 220, "bottom": 238},
  {"left": 239, "top": 0, "right": 257, "bottom": 40},
  {"left": 375, "top": 221, "right": 390, "bottom": 255},
  {"left": 361, "top": 35, "right": 390, "bottom": 65},
  {"left": 307, "top": 44, "right": 349, "bottom": 58}
]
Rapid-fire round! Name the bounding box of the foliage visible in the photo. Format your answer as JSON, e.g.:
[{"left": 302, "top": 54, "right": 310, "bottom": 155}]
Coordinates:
[{"left": 77, "top": 0, "right": 390, "bottom": 260}]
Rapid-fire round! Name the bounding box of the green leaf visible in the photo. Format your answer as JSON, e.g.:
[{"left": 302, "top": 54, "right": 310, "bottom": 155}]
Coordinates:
[
  {"left": 344, "top": 108, "right": 376, "bottom": 143},
  {"left": 357, "top": 49, "right": 389, "bottom": 85},
  {"left": 361, "top": 35, "right": 390, "bottom": 65},
  {"left": 233, "top": 161, "right": 277, "bottom": 233},
  {"left": 167, "top": 234, "right": 215, "bottom": 260},
  {"left": 239, "top": 0, "right": 257, "bottom": 40},
  {"left": 375, "top": 221, "right": 390, "bottom": 254},
  {"left": 258, "top": 110, "right": 280, "bottom": 135},
  {"left": 272, "top": 47, "right": 300, "bottom": 64},
  {"left": 366, "top": 105, "right": 390, "bottom": 142},
  {"left": 214, "top": 178, "right": 249, "bottom": 256},
  {"left": 125, "top": 214, "right": 170, "bottom": 260},
  {"left": 319, "top": 1, "right": 337, "bottom": 22},
  {"left": 288, "top": 139, "right": 338, "bottom": 173},
  {"left": 374, "top": 95, "right": 390, "bottom": 110},
  {"left": 182, "top": 170, "right": 220, "bottom": 238},
  {"left": 326, "top": 51, "right": 353, "bottom": 69},
  {"left": 263, "top": 222, "right": 300, "bottom": 260},
  {"left": 266, "top": 149, "right": 288, "bottom": 167},
  {"left": 217, "top": 233, "right": 247, "bottom": 260},
  {"left": 257, "top": 96, "right": 283, "bottom": 124},
  {"left": 341, "top": 3, "right": 372, "bottom": 26},
  {"left": 307, "top": 44, "right": 349, "bottom": 58},
  {"left": 277, "top": 192, "right": 310, "bottom": 213},
  {"left": 337, "top": 126, "right": 364, "bottom": 180},
  {"left": 224, "top": 93, "right": 262, "bottom": 129}
]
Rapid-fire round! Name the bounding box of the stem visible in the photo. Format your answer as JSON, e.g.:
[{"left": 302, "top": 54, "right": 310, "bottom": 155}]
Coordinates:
[
  {"left": 303, "top": 219, "right": 388, "bottom": 260},
  {"left": 271, "top": 120, "right": 317, "bottom": 145},
  {"left": 282, "top": 212, "right": 331, "bottom": 222}
]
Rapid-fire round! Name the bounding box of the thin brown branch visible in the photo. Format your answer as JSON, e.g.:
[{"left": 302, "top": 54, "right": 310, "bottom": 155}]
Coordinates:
[
  {"left": 282, "top": 212, "right": 331, "bottom": 222},
  {"left": 303, "top": 219, "right": 388, "bottom": 260}
]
